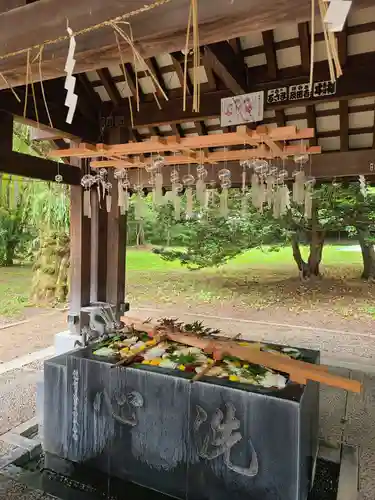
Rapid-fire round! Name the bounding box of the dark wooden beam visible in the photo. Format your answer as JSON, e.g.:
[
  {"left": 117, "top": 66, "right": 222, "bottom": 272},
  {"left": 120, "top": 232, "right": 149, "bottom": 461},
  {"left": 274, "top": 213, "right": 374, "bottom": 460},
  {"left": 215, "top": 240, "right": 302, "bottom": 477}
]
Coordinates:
[
  {"left": 76, "top": 73, "right": 101, "bottom": 111},
  {"left": 298, "top": 22, "right": 310, "bottom": 74},
  {"left": 0, "top": 150, "right": 81, "bottom": 184},
  {"left": 306, "top": 105, "right": 317, "bottom": 147},
  {"left": 103, "top": 53, "right": 375, "bottom": 128},
  {"left": 145, "top": 57, "right": 168, "bottom": 98},
  {"left": 337, "top": 24, "right": 348, "bottom": 67},
  {"left": 339, "top": 100, "right": 349, "bottom": 151},
  {"left": 123, "top": 63, "right": 138, "bottom": 100},
  {"left": 97, "top": 68, "right": 122, "bottom": 106},
  {"left": 171, "top": 52, "right": 192, "bottom": 95},
  {"left": 0, "top": 79, "right": 99, "bottom": 141},
  {"left": 262, "top": 30, "right": 278, "bottom": 79},
  {"left": 0, "top": 0, "right": 372, "bottom": 88},
  {"left": 203, "top": 41, "right": 248, "bottom": 94},
  {"left": 126, "top": 149, "right": 375, "bottom": 186},
  {"left": 275, "top": 109, "right": 286, "bottom": 127}
]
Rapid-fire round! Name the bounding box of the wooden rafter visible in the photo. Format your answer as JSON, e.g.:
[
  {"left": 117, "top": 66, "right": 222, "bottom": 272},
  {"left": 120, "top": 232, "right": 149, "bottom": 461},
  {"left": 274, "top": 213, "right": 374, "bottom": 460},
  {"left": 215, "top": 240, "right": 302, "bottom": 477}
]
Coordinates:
[
  {"left": 203, "top": 41, "right": 248, "bottom": 94},
  {"left": 298, "top": 22, "right": 310, "bottom": 74},
  {"left": 306, "top": 105, "right": 317, "bottom": 147},
  {"left": 145, "top": 57, "right": 167, "bottom": 99},
  {"left": 171, "top": 52, "right": 192, "bottom": 95},
  {"left": 262, "top": 30, "right": 278, "bottom": 80},
  {"left": 337, "top": 23, "right": 348, "bottom": 67},
  {"left": 275, "top": 109, "right": 286, "bottom": 127},
  {"left": 339, "top": 100, "right": 349, "bottom": 152},
  {"left": 97, "top": 68, "right": 122, "bottom": 106}
]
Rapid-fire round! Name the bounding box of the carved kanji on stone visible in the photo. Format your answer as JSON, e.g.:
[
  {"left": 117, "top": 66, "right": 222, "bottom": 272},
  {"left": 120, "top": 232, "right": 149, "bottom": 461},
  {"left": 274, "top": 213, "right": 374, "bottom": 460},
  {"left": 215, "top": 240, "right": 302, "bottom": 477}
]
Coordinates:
[{"left": 194, "top": 402, "right": 259, "bottom": 477}]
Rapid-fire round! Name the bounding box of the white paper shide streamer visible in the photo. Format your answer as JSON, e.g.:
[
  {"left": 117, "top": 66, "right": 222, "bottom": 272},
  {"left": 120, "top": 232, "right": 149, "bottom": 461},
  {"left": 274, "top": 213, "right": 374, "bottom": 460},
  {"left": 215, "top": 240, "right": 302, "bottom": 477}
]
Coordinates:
[{"left": 64, "top": 24, "right": 78, "bottom": 124}]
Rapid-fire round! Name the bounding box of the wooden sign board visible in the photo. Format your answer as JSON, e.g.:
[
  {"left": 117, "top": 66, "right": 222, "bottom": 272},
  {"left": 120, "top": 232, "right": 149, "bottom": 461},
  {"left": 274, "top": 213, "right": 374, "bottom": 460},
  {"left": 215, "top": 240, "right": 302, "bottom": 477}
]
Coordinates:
[{"left": 220, "top": 92, "right": 264, "bottom": 127}]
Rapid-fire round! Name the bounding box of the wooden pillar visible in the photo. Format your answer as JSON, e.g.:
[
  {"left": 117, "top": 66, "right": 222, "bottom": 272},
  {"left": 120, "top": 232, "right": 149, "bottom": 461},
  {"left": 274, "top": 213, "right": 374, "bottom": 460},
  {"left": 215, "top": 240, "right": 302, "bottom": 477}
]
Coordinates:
[
  {"left": 106, "top": 168, "right": 127, "bottom": 319},
  {"left": 90, "top": 189, "right": 108, "bottom": 303},
  {"left": 0, "top": 111, "right": 13, "bottom": 151},
  {"left": 68, "top": 155, "right": 91, "bottom": 333}
]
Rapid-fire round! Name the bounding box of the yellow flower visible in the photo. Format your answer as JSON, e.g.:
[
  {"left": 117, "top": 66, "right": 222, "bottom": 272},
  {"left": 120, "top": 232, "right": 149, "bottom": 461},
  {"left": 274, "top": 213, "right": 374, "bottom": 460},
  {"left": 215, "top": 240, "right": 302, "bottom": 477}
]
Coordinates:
[
  {"left": 233, "top": 361, "right": 241, "bottom": 368},
  {"left": 229, "top": 375, "right": 240, "bottom": 382},
  {"left": 142, "top": 360, "right": 150, "bottom": 365},
  {"left": 207, "top": 358, "right": 214, "bottom": 364},
  {"left": 138, "top": 345, "right": 146, "bottom": 351},
  {"left": 150, "top": 358, "right": 162, "bottom": 366},
  {"left": 120, "top": 347, "right": 129, "bottom": 353},
  {"left": 243, "top": 364, "right": 249, "bottom": 369},
  {"left": 145, "top": 339, "right": 157, "bottom": 346},
  {"left": 177, "top": 364, "right": 186, "bottom": 371}
]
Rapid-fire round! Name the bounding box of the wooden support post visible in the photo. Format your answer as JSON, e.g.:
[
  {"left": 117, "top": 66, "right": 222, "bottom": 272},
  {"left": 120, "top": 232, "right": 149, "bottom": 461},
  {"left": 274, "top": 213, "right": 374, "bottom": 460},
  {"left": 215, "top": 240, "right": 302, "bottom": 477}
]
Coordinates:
[
  {"left": 0, "top": 111, "right": 13, "bottom": 151},
  {"left": 90, "top": 189, "right": 108, "bottom": 303},
  {"left": 106, "top": 168, "right": 126, "bottom": 319},
  {"left": 68, "top": 154, "right": 91, "bottom": 334}
]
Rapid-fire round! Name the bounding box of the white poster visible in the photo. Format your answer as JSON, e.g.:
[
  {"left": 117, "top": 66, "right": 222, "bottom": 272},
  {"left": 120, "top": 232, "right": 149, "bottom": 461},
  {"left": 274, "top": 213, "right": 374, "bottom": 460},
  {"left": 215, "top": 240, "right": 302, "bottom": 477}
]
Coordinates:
[{"left": 220, "top": 92, "right": 264, "bottom": 128}]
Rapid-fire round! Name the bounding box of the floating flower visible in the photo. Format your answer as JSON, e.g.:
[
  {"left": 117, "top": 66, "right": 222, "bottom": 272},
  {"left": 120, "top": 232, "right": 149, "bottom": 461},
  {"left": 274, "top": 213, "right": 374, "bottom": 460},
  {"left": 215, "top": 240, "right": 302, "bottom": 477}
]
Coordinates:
[
  {"left": 177, "top": 364, "right": 186, "bottom": 371},
  {"left": 229, "top": 375, "right": 240, "bottom": 382},
  {"left": 150, "top": 358, "right": 162, "bottom": 366}
]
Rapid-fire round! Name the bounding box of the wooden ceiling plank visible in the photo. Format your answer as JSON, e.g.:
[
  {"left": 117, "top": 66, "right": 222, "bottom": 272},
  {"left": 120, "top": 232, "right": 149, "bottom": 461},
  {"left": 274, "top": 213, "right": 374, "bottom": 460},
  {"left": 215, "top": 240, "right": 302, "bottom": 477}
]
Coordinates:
[
  {"left": 105, "top": 52, "right": 375, "bottom": 129},
  {"left": 262, "top": 30, "right": 278, "bottom": 80},
  {"left": 339, "top": 100, "right": 349, "bottom": 152},
  {"left": 0, "top": 0, "right": 373, "bottom": 89},
  {"left": 97, "top": 68, "right": 122, "bottom": 106}
]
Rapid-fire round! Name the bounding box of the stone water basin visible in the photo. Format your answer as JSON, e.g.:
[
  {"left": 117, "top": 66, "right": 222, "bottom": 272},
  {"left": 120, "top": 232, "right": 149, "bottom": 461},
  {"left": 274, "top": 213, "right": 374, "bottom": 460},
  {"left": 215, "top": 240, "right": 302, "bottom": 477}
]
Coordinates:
[{"left": 43, "top": 343, "right": 320, "bottom": 500}]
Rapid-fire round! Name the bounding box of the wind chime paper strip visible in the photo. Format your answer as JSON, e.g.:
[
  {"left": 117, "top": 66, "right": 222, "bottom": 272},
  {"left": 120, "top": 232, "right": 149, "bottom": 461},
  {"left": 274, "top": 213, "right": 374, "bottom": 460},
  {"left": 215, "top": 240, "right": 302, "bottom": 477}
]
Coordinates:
[{"left": 64, "top": 26, "right": 78, "bottom": 124}]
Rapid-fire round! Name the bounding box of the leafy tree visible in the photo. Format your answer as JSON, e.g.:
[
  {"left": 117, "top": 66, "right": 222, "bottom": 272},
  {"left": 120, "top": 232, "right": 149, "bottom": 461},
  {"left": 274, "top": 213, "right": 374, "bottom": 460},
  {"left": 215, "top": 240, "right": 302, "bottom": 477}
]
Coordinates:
[
  {"left": 325, "top": 181, "right": 375, "bottom": 280},
  {"left": 281, "top": 184, "right": 339, "bottom": 278},
  {"left": 156, "top": 191, "right": 286, "bottom": 269},
  {"left": 0, "top": 176, "right": 30, "bottom": 266}
]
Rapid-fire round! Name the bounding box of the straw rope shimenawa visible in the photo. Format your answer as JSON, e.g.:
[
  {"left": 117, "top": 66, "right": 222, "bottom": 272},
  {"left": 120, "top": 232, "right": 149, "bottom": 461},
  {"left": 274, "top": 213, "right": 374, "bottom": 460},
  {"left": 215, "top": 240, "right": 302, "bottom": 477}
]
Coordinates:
[{"left": 0, "top": 0, "right": 173, "bottom": 62}]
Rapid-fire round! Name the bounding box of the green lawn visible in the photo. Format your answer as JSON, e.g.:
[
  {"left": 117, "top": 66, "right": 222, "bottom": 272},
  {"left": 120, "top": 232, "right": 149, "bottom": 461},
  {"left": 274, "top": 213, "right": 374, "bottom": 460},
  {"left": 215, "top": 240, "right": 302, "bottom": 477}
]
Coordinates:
[{"left": 0, "top": 244, "right": 370, "bottom": 320}]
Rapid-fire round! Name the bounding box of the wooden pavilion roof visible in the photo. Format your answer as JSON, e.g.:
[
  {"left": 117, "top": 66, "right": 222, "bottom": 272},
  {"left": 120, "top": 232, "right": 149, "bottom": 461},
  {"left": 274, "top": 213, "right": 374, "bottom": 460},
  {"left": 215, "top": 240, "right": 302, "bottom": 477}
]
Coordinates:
[{"left": 0, "top": 0, "right": 375, "bottom": 183}]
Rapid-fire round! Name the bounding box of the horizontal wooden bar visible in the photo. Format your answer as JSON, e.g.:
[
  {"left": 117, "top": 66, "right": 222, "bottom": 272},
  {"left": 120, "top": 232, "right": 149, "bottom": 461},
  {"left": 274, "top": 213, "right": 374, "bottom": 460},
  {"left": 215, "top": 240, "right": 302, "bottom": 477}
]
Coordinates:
[
  {"left": 0, "top": 151, "right": 81, "bottom": 185},
  {"left": 49, "top": 126, "right": 318, "bottom": 161}
]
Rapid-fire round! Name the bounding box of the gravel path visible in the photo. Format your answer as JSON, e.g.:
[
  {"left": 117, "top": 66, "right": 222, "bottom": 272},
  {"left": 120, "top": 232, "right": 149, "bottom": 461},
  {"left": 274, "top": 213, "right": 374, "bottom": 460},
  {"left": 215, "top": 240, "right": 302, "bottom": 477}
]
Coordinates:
[{"left": 0, "top": 311, "right": 66, "bottom": 363}]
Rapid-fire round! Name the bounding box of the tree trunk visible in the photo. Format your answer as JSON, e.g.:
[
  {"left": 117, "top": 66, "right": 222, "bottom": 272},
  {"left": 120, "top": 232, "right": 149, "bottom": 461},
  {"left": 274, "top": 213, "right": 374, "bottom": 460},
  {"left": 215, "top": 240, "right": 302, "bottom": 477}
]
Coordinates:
[
  {"left": 291, "top": 234, "right": 310, "bottom": 279},
  {"left": 358, "top": 229, "right": 375, "bottom": 280},
  {"left": 4, "top": 240, "right": 16, "bottom": 266},
  {"left": 307, "top": 230, "right": 325, "bottom": 277},
  {"left": 291, "top": 230, "right": 325, "bottom": 280}
]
